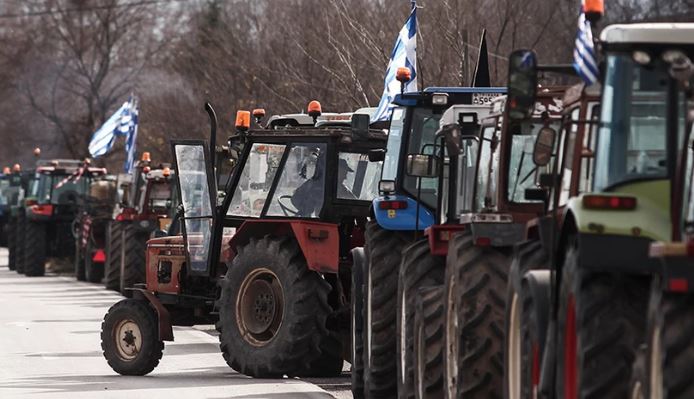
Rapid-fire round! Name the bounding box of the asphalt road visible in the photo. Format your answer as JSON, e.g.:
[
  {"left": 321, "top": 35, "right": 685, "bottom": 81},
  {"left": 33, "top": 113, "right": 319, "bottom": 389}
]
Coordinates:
[{"left": 0, "top": 249, "right": 352, "bottom": 399}]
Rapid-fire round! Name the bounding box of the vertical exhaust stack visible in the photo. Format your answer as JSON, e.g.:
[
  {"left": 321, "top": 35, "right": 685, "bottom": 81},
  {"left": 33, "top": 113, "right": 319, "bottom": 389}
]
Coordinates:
[
  {"left": 472, "top": 29, "right": 491, "bottom": 88},
  {"left": 205, "top": 102, "right": 218, "bottom": 169}
]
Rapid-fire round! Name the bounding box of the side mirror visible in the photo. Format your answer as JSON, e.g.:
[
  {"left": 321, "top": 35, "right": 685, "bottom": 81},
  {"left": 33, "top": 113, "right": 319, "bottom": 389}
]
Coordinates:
[
  {"left": 507, "top": 49, "right": 538, "bottom": 121},
  {"left": 351, "top": 114, "right": 370, "bottom": 139},
  {"left": 406, "top": 154, "right": 439, "bottom": 178},
  {"left": 368, "top": 149, "right": 385, "bottom": 162},
  {"left": 533, "top": 127, "right": 557, "bottom": 166}
]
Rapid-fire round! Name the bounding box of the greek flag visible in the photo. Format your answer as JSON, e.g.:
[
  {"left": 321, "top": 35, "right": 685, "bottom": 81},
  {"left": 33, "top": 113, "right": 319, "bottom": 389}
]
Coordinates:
[
  {"left": 372, "top": 4, "right": 418, "bottom": 122},
  {"left": 123, "top": 102, "right": 139, "bottom": 173},
  {"left": 573, "top": 8, "right": 598, "bottom": 85}
]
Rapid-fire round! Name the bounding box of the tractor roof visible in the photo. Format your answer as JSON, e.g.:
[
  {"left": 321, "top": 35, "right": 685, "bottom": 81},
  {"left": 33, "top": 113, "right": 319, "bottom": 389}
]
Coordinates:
[
  {"left": 394, "top": 87, "right": 507, "bottom": 107},
  {"left": 600, "top": 23, "right": 694, "bottom": 45},
  {"left": 246, "top": 125, "right": 387, "bottom": 144},
  {"left": 36, "top": 159, "right": 106, "bottom": 175}
]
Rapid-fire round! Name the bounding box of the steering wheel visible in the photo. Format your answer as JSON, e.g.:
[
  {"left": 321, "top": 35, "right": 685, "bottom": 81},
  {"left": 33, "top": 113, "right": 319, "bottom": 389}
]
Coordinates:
[{"left": 278, "top": 195, "right": 299, "bottom": 217}]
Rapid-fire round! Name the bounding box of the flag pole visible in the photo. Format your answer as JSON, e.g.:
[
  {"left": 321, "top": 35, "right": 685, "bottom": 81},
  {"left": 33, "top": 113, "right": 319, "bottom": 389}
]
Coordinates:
[{"left": 412, "top": 0, "right": 422, "bottom": 89}]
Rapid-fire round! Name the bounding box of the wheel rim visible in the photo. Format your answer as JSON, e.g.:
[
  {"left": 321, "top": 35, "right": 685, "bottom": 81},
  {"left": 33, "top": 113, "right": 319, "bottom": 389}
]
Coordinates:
[
  {"left": 236, "top": 268, "right": 284, "bottom": 347},
  {"left": 564, "top": 295, "right": 578, "bottom": 399},
  {"left": 649, "top": 325, "right": 663, "bottom": 399},
  {"left": 400, "top": 288, "right": 407, "bottom": 384},
  {"left": 445, "top": 273, "right": 459, "bottom": 397},
  {"left": 113, "top": 319, "right": 142, "bottom": 361},
  {"left": 508, "top": 292, "right": 521, "bottom": 399}
]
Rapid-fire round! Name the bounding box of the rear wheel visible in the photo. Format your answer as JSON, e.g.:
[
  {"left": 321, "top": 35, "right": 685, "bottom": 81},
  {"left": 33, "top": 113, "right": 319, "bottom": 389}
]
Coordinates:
[
  {"left": 104, "top": 221, "right": 123, "bottom": 291},
  {"left": 217, "top": 235, "right": 341, "bottom": 378},
  {"left": 101, "top": 298, "right": 164, "bottom": 375},
  {"left": 414, "top": 286, "right": 445, "bottom": 399},
  {"left": 556, "top": 243, "right": 648, "bottom": 399},
  {"left": 456, "top": 245, "right": 509, "bottom": 398},
  {"left": 15, "top": 213, "right": 25, "bottom": 274},
  {"left": 641, "top": 282, "right": 694, "bottom": 399},
  {"left": 23, "top": 221, "right": 46, "bottom": 277},
  {"left": 74, "top": 233, "right": 86, "bottom": 281},
  {"left": 120, "top": 223, "right": 148, "bottom": 296},
  {"left": 364, "top": 222, "right": 411, "bottom": 398},
  {"left": 443, "top": 232, "right": 473, "bottom": 399},
  {"left": 397, "top": 239, "right": 444, "bottom": 399},
  {"left": 504, "top": 241, "right": 547, "bottom": 399},
  {"left": 351, "top": 248, "right": 366, "bottom": 399}
]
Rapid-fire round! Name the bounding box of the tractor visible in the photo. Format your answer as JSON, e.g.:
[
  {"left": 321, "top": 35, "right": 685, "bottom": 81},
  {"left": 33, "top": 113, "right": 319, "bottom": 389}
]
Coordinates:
[
  {"left": 73, "top": 175, "right": 117, "bottom": 283},
  {"left": 627, "top": 34, "right": 694, "bottom": 399},
  {"left": 104, "top": 155, "right": 176, "bottom": 294},
  {"left": 501, "top": 21, "right": 694, "bottom": 399},
  {"left": 19, "top": 160, "right": 107, "bottom": 277},
  {"left": 100, "top": 105, "right": 387, "bottom": 378},
  {"left": 389, "top": 83, "right": 565, "bottom": 399},
  {"left": 350, "top": 84, "right": 506, "bottom": 399}
]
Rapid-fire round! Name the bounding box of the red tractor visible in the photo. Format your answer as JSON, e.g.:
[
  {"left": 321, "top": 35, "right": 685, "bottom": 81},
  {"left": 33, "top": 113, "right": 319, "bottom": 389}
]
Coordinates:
[
  {"left": 105, "top": 155, "right": 176, "bottom": 294},
  {"left": 100, "top": 108, "right": 386, "bottom": 377}
]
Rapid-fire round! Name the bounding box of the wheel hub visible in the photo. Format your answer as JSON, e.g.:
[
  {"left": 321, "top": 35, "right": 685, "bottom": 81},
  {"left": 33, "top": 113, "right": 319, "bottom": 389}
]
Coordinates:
[
  {"left": 114, "top": 319, "right": 142, "bottom": 361},
  {"left": 237, "top": 268, "right": 284, "bottom": 347}
]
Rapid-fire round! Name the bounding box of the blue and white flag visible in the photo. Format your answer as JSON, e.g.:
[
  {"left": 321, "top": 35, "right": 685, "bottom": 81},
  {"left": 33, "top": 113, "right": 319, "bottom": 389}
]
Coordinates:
[
  {"left": 573, "top": 8, "right": 599, "bottom": 85},
  {"left": 372, "top": 4, "right": 418, "bottom": 122},
  {"left": 87, "top": 97, "right": 139, "bottom": 172},
  {"left": 123, "top": 102, "right": 139, "bottom": 173}
]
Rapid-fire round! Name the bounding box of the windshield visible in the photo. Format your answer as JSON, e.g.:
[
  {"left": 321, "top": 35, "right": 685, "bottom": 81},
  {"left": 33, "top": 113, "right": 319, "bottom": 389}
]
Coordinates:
[
  {"left": 144, "top": 181, "right": 172, "bottom": 212},
  {"left": 228, "top": 143, "right": 286, "bottom": 217},
  {"left": 594, "top": 54, "right": 673, "bottom": 191},
  {"left": 456, "top": 137, "right": 479, "bottom": 215},
  {"left": 382, "top": 107, "right": 405, "bottom": 181},
  {"left": 402, "top": 107, "right": 443, "bottom": 209},
  {"left": 0, "top": 180, "right": 9, "bottom": 205},
  {"left": 507, "top": 119, "right": 561, "bottom": 203},
  {"left": 37, "top": 174, "right": 89, "bottom": 205}
]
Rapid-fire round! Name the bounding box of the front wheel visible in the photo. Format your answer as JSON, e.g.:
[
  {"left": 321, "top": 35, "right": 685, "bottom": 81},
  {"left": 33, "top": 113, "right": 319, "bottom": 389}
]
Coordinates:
[
  {"left": 351, "top": 248, "right": 366, "bottom": 399},
  {"left": 414, "top": 285, "right": 445, "bottom": 399},
  {"left": 23, "top": 221, "right": 46, "bottom": 277},
  {"left": 556, "top": 243, "right": 648, "bottom": 398},
  {"left": 101, "top": 298, "right": 164, "bottom": 375},
  {"left": 217, "top": 236, "right": 341, "bottom": 378},
  {"left": 7, "top": 218, "right": 16, "bottom": 271}
]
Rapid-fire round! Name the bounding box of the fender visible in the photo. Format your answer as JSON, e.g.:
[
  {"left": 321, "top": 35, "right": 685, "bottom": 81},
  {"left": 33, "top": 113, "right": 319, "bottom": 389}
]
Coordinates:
[
  {"left": 372, "top": 194, "right": 435, "bottom": 231},
  {"left": 229, "top": 220, "right": 339, "bottom": 274},
  {"left": 131, "top": 288, "right": 174, "bottom": 342},
  {"left": 522, "top": 270, "right": 551, "bottom": 355}
]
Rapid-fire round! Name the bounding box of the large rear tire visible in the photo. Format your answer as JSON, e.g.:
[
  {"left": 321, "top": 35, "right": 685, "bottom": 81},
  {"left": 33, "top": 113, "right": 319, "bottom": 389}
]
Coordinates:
[
  {"left": 15, "top": 213, "right": 25, "bottom": 274},
  {"left": 217, "top": 235, "right": 342, "bottom": 378},
  {"left": 120, "top": 223, "right": 147, "bottom": 296},
  {"left": 443, "top": 232, "right": 473, "bottom": 399},
  {"left": 640, "top": 281, "right": 694, "bottom": 399},
  {"left": 23, "top": 221, "right": 46, "bottom": 277},
  {"left": 456, "top": 245, "right": 509, "bottom": 399},
  {"left": 351, "top": 248, "right": 366, "bottom": 399},
  {"left": 397, "top": 238, "right": 444, "bottom": 399},
  {"left": 556, "top": 243, "right": 648, "bottom": 399},
  {"left": 104, "top": 221, "right": 122, "bottom": 291},
  {"left": 364, "top": 221, "right": 411, "bottom": 398},
  {"left": 101, "top": 298, "right": 164, "bottom": 375},
  {"left": 414, "top": 286, "right": 445, "bottom": 399},
  {"left": 504, "top": 241, "right": 547, "bottom": 399}
]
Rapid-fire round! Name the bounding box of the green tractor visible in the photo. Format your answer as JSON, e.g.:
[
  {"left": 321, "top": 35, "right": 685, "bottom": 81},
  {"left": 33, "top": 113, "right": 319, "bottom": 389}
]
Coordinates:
[
  {"left": 502, "top": 22, "right": 694, "bottom": 398},
  {"left": 20, "top": 160, "right": 106, "bottom": 276}
]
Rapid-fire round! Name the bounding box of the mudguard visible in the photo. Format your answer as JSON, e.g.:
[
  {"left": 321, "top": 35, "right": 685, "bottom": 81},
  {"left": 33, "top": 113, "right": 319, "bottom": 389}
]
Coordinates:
[{"left": 131, "top": 288, "right": 174, "bottom": 341}]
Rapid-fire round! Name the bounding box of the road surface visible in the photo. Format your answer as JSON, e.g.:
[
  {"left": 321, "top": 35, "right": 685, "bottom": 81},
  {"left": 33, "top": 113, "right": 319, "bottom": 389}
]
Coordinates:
[{"left": 0, "top": 249, "right": 352, "bottom": 399}]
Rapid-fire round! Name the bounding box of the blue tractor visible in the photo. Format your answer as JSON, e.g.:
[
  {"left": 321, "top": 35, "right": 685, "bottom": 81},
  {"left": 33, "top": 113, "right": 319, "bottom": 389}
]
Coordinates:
[{"left": 351, "top": 86, "right": 505, "bottom": 399}]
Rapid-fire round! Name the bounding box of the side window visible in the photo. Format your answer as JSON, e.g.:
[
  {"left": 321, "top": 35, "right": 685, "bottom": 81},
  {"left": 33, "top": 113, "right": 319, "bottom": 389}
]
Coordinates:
[
  {"left": 337, "top": 152, "right": 381, "bottom": 201},
  {"left": 228, "top": 143, "right": 286, "bottom": 217},
  {"left": 475, "top": 126, "right": 498, "bottom": 211},
  {"left": 456, "top": 138, "right": 479, "bottom": 214},
  {"left": 580, "top": 103, "right": 600, "bottom": 193},
  {"left": 683, "top": 128, "right": 694, "bottom": 233},
  {"left": 559, "top": 108, "right": 580, "bottom": 206},
  {"left": 266, "top": 143, "right": 327, "bottom": 218}
]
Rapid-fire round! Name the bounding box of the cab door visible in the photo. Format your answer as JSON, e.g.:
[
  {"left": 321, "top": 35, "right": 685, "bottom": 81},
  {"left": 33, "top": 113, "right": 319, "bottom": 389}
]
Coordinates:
[{"left": 171, "top": 141, "right": 217, "bottom": 276}]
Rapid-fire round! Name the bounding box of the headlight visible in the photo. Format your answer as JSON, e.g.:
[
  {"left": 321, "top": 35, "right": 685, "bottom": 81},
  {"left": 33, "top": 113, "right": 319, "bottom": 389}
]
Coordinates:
[{"left": 378, "top": 180, "right": 395, "bottom": 195}]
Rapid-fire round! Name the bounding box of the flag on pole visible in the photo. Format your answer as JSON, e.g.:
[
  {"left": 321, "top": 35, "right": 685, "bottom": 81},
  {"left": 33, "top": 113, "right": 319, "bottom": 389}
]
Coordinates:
[
  {"left": 573, "top": 7, "right": 599, "bottom": 85},
  {"left": 123, "top": 100, "right": 139, "bottom": 173},
  {"left": 372, "top": 3, "right": 418, "bottom": 122}
]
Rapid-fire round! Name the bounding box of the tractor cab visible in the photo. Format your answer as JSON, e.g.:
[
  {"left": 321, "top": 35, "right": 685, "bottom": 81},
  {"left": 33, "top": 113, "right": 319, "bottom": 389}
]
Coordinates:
[{"left": 373, "top": 87, "right": 506, "bottom": 232}]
